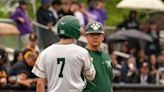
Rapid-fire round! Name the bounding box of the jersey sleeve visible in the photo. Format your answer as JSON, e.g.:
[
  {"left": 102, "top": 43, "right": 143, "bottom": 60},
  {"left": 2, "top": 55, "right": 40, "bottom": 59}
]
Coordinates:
[
  {"left": 82, "top": 51, "right": 96, "bottom": 81},
  {"left": 32, "top": 51, "right": 46, "bottom": 78}
]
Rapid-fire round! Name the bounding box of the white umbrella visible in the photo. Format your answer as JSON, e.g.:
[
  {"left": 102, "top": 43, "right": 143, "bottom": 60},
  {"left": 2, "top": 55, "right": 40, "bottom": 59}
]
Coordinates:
[
  {"left": 0, "top": 23, "right": 19, "bottom": 35},
  {"left": 117, "top": 0, "right": 164, "bottom": 11}
]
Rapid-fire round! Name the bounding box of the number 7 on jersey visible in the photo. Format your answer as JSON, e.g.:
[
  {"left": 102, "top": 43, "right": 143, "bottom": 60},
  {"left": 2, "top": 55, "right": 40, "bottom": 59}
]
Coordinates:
[{"left": 57, "top": 58, "right": 65, "bottom": 78}]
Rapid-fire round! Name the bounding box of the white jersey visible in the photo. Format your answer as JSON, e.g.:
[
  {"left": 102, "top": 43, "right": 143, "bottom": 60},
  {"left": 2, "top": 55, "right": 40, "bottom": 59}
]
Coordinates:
[{"left": 32, "top": 44, "right": 95, "bottom": 92}]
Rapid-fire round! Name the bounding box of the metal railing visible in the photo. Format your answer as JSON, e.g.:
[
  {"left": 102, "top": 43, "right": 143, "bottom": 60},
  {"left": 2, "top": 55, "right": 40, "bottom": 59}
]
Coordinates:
[{"left": 0, "top": 18, "right": 117, "bottom": 31}]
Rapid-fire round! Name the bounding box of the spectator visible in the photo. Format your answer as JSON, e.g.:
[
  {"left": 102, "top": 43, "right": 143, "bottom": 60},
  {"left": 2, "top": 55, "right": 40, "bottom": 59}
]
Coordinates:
[
  {"left": 23, "top": 33, "right": 39, "bottom": 59},
  {"left": 145, "top": 21, "right": 160, "bottom": 56},
  {"left": 36, "top": 0, "right": 56, "bottom": 49},
  {"left": 129, "top": 46, "right": 138, "bottom": 58},
  {"left": 49, "top": 0, "right": 62, "bottom": 43},
  {"left": 110, "top": 51, "right": 122, "bottom": 83},
  {"left": 8, "top": 70, "right": 32, "bottom": 87},
  {"left": 149, "top": 54, "right": 158, "bottom": 80},
  {"left": 10, "top": 0, "right": 33, "bottom": 47},
  {"left": 0, "top": 48, "right": 7, "bottom": 86},
  {"left": 117, "top": 10, "right": 140, "bottom": 50},
  {"left": 96, "top": 0, "right": 107, "bottom": 25},
  {"left": 120, "top": 57, "right": 137, "bottom": 83},
  {"left": 11, "top": 50, "right": 23, "bottom": 66},
  {"left": 159, "top": 71, "right": 164, "bottom": 84},
  {"left": 120, "top": 42, "right": 129, "bottom": 54},
  {"left": 136, "top": 49, "right": 148, "bottom": 69},
  {"left": 10, "top": 52, "right": 38, "bottom": 87},
  {"left": 86, "top": 0, "right": 102, "bottom": 23},
  {"left": 70, "top": 1, "right": 85, "bottom": 26},
  {"left": 157, "top": 52, "right": 164, "bottom": 68},
  {"left": 117, "top": 42, "right": 129, "bottom": 64},
  {"left": 127, "top": 58, "right": 138, "bottom": 83},
  {"left": 49, "top": 0, "right": 62, "bottom": 22},
  {"left": 117, "top": 10, "right": 139, "bottom": 30},
  {"left": 80, "top": 3, "right": 93, "bottom": 26},
  {"left": 58, "top": 0, "right": 74, "bottom": 19},
  {"left": 136, "top": 62, "right": 154, "bottom": 84}
]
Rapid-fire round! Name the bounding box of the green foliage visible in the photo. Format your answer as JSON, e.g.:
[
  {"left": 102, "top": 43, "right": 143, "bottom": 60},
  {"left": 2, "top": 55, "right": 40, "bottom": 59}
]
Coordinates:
[{"left": 105, "top": 0, "right": 130, "bottom": 26}]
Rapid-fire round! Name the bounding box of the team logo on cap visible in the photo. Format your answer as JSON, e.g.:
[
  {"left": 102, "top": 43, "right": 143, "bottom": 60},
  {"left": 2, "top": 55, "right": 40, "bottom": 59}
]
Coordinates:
[
  {"left": 60, "top": 30, "right": 65, "bottom": 34},
  {"left": 91, "top": 23, "right": 101, "bottom": 31}
]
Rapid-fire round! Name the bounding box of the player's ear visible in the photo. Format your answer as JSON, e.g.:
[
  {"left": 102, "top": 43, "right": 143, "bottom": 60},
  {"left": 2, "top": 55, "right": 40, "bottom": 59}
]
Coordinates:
[{"left": 101, "top": 34, "right": 105, "bottom": 41}]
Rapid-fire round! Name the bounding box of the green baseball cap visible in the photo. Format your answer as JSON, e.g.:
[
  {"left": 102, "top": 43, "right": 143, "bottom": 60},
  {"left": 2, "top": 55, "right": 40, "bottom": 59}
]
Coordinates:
[{"left": 85, "top": 21, "right": 104, "bottom": 34}]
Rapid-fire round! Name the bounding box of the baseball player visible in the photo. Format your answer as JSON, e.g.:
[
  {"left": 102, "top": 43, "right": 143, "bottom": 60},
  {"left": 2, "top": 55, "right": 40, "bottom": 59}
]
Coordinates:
[
  {"left": 83, "top": 21, "right": 113, "bottom": 92},
  {"left": 32, "top": 16, "right": 96, "bottom": 92}
]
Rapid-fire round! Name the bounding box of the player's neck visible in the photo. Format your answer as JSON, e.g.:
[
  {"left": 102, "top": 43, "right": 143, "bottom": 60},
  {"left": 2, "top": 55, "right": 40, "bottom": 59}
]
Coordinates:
[
  {"left": 86, "top": 44, "right": 101, "bottom": 51},
  {"left": 58, "top": 38, "right": 75, "bottom": 44}
]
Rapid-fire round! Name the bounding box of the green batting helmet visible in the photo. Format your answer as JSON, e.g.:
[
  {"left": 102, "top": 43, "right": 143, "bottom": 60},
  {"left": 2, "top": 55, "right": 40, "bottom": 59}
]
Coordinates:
[
  {"left": 85, "top": 21, "right": 104, "bottom": 34},
  {"left": 57, "top": 16, "right": 80, "bottom": 39}
]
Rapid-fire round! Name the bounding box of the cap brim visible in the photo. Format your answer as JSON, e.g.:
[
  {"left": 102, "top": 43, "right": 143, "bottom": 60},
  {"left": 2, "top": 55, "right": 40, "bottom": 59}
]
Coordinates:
[{"left": 85, "top": 31, "right": 104, "bottom": 34}]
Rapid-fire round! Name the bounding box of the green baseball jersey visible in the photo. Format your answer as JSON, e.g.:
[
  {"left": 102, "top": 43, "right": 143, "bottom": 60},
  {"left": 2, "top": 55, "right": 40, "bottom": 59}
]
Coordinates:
[{"left": 83, "top": 49, "right": 113, "bottom": 92}]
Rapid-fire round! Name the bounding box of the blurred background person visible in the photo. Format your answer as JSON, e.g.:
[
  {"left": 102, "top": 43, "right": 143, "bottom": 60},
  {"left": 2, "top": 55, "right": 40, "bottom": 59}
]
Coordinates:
[
  {"left": 159, "top": 71, "right": 164, "bottom": 84},
  {"left": 70, "top": 1, "right": 85, "bottom": 27},
  {"left": 0, "top": 48, "right": 7, "bottom": 86},
  {"left": 157, "top": 52, "right": 164, "bottom": 68},
  {"left": 23, "top": 33, "right": 39, "bottom": 59},
  {"left": 136, "top": 49, "right": 148, "bottom": 70},
  {"left": 9, "top": 52, "right": 38, "bottom": 87},
  {"left": 96, "top": 0, "right": 107, "bottom": 25},
  {"left": 149, "top": 54, "right": 158, "bottom": 83},
  {"left": 11, "top": 50, "right": 23, "bottom": 66},
  {"left": 136, "top": 62, "right": 154, "bottom": 84},
  {"left": 10, "top": 0, "right": 34, "bottom": 47},
  {"left": 145, "top": 21, "right": 160, "bottom": 56},
  {"left": 117, "top": 10, "right": 141, "bottom": 51},
  {"left": 49, "top": 0, "right": 62, "bottom": 23},
  {"left": 8, "top": 70, "right": 32, "bottom": 87},
  {"left": 58, "top": 0, "right": 73, "bottom": 19},
  {"left": 36, "top": 0, "right": 56, "bottom": 49},
  {"left": 49, "top": 0, "right": 63, "bottom": 43},
  {"left": 86, "top": 0, "right": 101, "bottom": 24},
  {"left": 80, "top": 3, "right": 93, "bottom": 26},
  {"left": 6, "top": 50, "right": 24, "bottom": 77},
  {"left": 110, "top": 51, "right": 122, "bottom": 83},
  {"left": 117, "top": 10, "right": 139, "bottom": 30}
]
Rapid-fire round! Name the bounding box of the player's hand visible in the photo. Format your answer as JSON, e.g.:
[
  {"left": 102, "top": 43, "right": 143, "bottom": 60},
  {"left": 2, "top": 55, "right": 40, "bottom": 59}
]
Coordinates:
[{"left": 18, "top": 17, "right": 25, "bottom": 23}]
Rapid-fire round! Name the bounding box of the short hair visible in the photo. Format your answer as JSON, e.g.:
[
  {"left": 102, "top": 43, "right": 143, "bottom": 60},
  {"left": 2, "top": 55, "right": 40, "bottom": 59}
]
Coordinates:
[
  {"left": 149, "top": 20, "right": 156, "bottom": 25},
  {"left": 26, "top": 52, "right": 38, "bottom": 61},
  {"left": 0, "top": 48, "right": 7, "bottom": 60},
  {"left": 129, "top": 10, "right": 137, "bottom": 16},
  {"left": 58, "top": 35, "right": 72, "bottom": 39},
  {"left": 18, "top": 0, "right": 29, "bottom": 5},
  {"left": 52, "top": 0, "right": 62, "bottom": 5},
  {"left": 71, "top": 1, "right": 80, "bottom": 6},
  {"left": 29, "top": 33, "right": 37, "bottom": 41}
]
